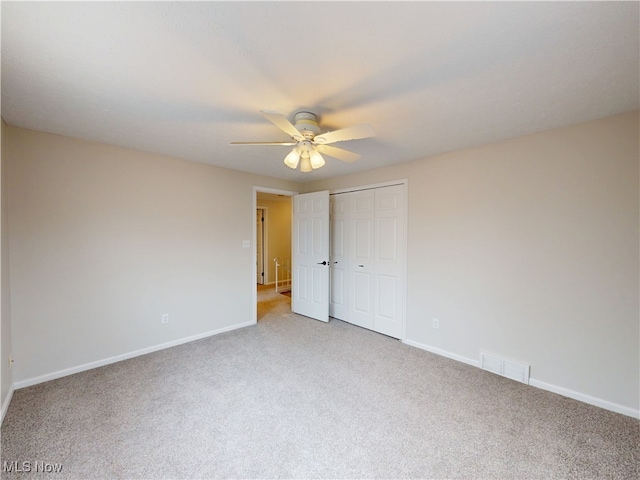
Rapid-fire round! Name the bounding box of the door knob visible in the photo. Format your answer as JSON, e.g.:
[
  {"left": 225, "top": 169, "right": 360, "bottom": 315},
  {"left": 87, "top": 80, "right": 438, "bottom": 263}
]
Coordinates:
[
  {"left": 317, "top": 261, "right": 327, "bottom": 265},
  {"left": 358, "top": 264, "right": 364, "bottom": 267}
]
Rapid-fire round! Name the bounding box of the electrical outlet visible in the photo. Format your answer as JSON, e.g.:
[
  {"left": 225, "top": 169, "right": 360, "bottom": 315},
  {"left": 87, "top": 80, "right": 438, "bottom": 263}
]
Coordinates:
[
  {"left": 432, "top": 318, "right": 440, "bottom": 329},
  {"left": 161, "top": 314, "right": 169, "bottom": 325},
  {"left": 8, "top": 354, "right": 13, "bottom": 370}
]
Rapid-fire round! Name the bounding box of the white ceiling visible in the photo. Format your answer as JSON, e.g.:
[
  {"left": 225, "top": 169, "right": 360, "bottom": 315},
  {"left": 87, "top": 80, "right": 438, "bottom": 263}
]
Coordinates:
[{"left": 2, "top": 2, "right": 638, "bottom": 183}]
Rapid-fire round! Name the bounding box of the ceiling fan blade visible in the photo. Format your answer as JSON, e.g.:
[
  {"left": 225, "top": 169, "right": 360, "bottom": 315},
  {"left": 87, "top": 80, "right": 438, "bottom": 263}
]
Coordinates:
[
  {"left": 316, "top": 145, "right": 361, "bottom": 163},
  {"left": 313, "top": 124, "right": 375, "bottom": 145},
  {"left": 260, "top": 110, "right": 305, "bottom": 141},
  {"left": 230, "top": 141, "right": 297, "bottom": 146}
]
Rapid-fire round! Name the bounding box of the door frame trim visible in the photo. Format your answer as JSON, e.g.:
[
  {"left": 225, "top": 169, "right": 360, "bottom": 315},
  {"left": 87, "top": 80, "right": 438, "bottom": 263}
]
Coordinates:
[
  {"left": 256, "top": 206, "right": 267, "bottom": 285},
  {"left": 329, "top": 178, "right": 408, "bottom": 195},
  {"left": 252, "top": 186, "right": 298, "bottom": 324}
]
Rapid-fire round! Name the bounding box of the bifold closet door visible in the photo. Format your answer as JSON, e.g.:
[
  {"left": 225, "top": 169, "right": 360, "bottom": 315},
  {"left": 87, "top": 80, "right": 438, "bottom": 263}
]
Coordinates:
[
  {"left": 349, "top": 189, "right": 375, "bottom": 330},
  {"left": 329, "top": 184, "right": 405, "bottom": 339},
  {"left": 372, "top": 185, "right": 405, "bottom": 338},
  {"left": 329, "top": 194, "right": 349, "bottom": 321}
]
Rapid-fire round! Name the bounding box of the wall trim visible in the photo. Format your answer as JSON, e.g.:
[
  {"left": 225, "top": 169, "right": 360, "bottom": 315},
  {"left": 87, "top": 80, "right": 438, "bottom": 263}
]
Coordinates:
[
  {"left": 403, "top": 338, "right": 639, "bottom": 419},
  {"left": 1, "top": 384, "right": 15, "bottom": 424},
  {"left": 402, "top": 339, "right": 480, "bottom": 368},
  {"left": 13, "top": 321, "right": 254, "bottom": 390},
  {"left": 528, "top": 378, "right": 640, "bottom": 419}
]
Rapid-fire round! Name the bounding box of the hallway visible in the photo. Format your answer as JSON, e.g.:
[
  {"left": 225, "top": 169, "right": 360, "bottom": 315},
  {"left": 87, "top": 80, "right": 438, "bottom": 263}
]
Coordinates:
[{"left": 257, "top": 284, "right": 291, "bottom": 321}]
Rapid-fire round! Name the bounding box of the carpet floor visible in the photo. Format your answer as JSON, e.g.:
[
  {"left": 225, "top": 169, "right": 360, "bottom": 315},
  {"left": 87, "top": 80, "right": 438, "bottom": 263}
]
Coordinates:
[{"left": 1, "top": 285, "right": 638, "bottom": 479}]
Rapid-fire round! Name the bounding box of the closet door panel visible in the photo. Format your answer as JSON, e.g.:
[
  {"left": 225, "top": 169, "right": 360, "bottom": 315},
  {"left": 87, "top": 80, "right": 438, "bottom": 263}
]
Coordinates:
[
  {"left": 349, "top": 190, "right": 375, "bottom": 329},
  {"left": 377, "top": 217, "right": 398, "bottom": 261},
  {"left": 330, "top": 195, "right": 349, "bottom": 320},
  {"left": 374, "top": 185, "right": 405, "bottom": 339},
  {"left": 376, "top": 274, "right": 397, "bottom": 320},
  {"left": 353, "top": 272, "right": 372, "bottom": 312}
]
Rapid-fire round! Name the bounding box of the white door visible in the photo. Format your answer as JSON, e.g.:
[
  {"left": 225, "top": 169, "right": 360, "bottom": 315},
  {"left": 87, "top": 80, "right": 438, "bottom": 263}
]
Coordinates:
[
  {"left": 256, "top": 208, "right": 265, "bottom": 284},
  {"left": 292, "top": 191, "right": 330, "bottom": 322},
  {"left": 329, "top": 184, "right": 406, "bottom": 339},
  {"left": 373, "top": 185, "right": 405, "bottom": 338},
  {"left": 349, "top": 189, "right": 375, "bottom": 330},
  {"left": 330, "top": 194, "right": 349, "bottom": 320}
]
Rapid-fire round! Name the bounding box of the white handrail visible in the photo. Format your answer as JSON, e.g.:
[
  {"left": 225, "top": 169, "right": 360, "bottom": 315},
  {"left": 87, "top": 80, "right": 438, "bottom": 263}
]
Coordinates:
[{"left": 273, "top": 258, "right": 291, "bottom": 293}]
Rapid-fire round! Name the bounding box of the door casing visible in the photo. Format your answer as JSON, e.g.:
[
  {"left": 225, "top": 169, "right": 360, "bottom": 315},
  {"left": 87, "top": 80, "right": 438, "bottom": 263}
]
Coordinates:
[{"left": 256, "top": 207, "right": 266, "bottom": 284}]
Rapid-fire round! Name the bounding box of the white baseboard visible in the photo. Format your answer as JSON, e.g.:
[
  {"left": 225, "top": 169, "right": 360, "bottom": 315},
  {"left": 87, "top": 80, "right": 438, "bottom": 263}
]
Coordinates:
[
  {"left": 403, "top": 338, "right": 639, "bottom": 419},
  {"left": 1, "top": 384, "right": 15, "bottom": 424},
  {"left": 13, "top": 321, "right": 255, "bottom": 390},
  {"left": 402, "top": 339, "right": 480, "bottom": 368},
  {"left": 529, "top": 378, "right": 640, "bottom": 419}
]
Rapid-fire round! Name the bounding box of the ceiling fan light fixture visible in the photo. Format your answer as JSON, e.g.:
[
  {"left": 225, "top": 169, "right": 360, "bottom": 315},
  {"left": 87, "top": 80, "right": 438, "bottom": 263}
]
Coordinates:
[
  {"left": 233, "top": 110, "right": 376, "bottom": 172},
  {"left": 284, "top": 148, "right": 300, "bottom": 169},
  {"left": 299, "top": 155, "right": 313, "bottom": 173},
  {"left": 310, "top": 149, "right": 325, "bottom": 169}
]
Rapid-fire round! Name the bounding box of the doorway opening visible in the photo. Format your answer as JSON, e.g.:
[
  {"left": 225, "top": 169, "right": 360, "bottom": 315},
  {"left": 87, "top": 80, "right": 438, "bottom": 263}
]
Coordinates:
[{"left": 253, "top": 187, "right": 297, "bottom": 323}]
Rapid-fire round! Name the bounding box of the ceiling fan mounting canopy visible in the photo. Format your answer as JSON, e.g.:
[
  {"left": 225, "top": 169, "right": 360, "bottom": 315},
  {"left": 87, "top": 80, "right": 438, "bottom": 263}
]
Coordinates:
[
  {"left": 231, "top": 110, "right": 375, "bottom": 172},
  {"left": 292, "top": 112, "right": 321, "bottom": 139}
]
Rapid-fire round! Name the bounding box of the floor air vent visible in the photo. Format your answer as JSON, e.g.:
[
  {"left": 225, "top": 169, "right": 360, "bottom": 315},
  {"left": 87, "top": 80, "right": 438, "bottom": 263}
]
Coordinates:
[{"left": 480, "top": 352, "right": 530, "bottom": 384}]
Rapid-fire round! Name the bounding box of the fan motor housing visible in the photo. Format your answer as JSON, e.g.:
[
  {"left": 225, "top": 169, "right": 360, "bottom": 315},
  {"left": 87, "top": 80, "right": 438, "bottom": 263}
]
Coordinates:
[{"left": 294, "top": 111, "right": 320, "bottom": 139}]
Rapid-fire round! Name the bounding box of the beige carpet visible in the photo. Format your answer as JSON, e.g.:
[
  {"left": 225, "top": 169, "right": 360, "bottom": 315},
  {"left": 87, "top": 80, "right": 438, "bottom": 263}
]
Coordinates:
[{"left": 1, "top": 285, "right": 638, "bottom": 479}]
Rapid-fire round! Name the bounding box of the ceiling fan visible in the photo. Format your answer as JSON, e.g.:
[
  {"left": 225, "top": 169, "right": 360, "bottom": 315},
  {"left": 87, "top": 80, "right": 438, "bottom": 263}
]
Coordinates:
[{"left": 231, "top": 110, "right": 375, "bottom": 172}]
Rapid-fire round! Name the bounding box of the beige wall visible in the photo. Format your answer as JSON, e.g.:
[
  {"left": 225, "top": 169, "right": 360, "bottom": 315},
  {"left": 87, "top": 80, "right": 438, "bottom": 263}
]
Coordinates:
[
  {"left": 306, "top": 111, "right": 640, "bottom": 413},
  {"left": 1, "top": 121, "right": 13, "bottom": 415},
  {"left": 257, "top": 193, "right": 292, "bottom": 284},
  {"left": 3, "top": 111, "right": 638, "bottom": 416},
  {"left": 5, "top": 125, "right": 299, "bottom": 383}
]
